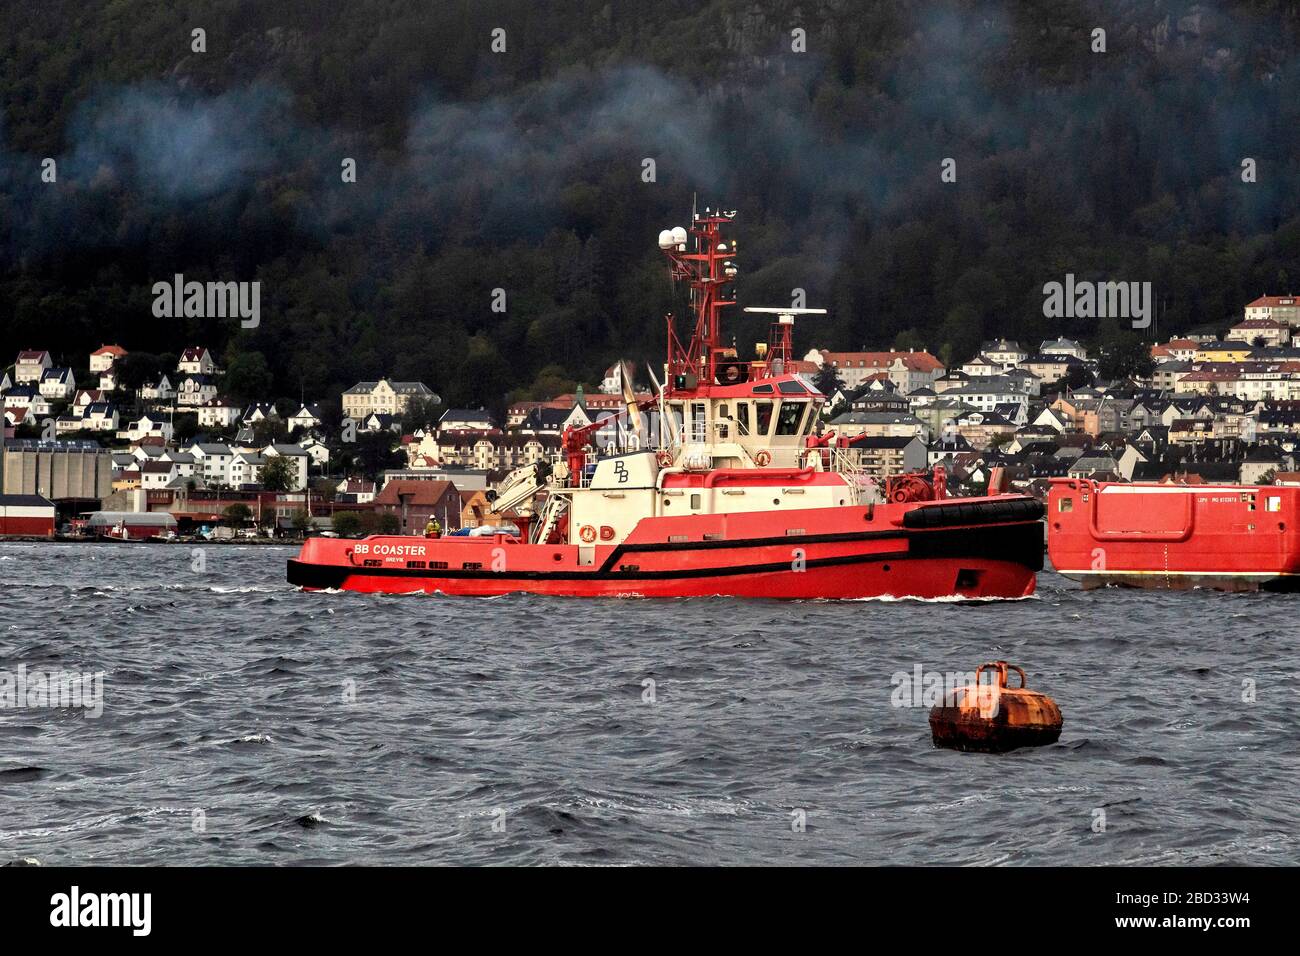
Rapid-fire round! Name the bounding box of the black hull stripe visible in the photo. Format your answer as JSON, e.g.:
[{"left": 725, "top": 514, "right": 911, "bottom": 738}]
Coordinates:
[
  {"left": 287, "top": 522, "right": 1044, "bottom": 588},
  {"left": 290, "top": 549, "right": 914, "bottom": 587},
  {"left": 595, "top": 518, "right": 1041, "bottom": 572}
]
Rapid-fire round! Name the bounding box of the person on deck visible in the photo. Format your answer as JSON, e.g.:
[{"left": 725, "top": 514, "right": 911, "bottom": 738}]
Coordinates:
[{"left": 425, "top": 518, "right": 441, "bottom": 538}]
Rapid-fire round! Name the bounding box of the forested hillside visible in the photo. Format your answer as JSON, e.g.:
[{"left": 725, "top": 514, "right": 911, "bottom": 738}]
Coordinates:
[{"left": 3, "top": 0, "right": 1300, "bottom": 415}]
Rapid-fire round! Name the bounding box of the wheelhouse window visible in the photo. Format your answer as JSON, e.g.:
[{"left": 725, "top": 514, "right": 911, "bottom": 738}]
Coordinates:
[
  {"left": 775, "top": 400, "right": 805, "bottom": 436},
  {"left": 690, "top": 402, "right": 707, "bottom": 443},
  {"left": 734, "top": 401, "right": 750, "bottom": 436},
  {"left": 667, "top": 401, "right": 685, "bottom": 442},
  {"left": 755, "top": 400, "right": 775, "bottom": 436}
]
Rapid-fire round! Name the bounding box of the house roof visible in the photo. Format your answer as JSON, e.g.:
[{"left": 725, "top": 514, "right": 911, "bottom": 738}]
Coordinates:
[
  {"left": 337, "top": 478, "right": 375, "bottom": 493},
  {"left": 813, "top": 350, "right": 944, "bottom": 373},
  {"left": 851, "top": 435, "right": 921, "bottom": 449},
  {"left": 345, "top": 379, "right": 435, "bottom": 396},
  {"left": 1245, "top": 295, "right": 1300, "bottom": 308},
  {"left": 92, "top": 344, "right": 128, "bottom": 357},
  {"left": 374, "top": 479, "right": 459, "bottom": 507},
  {"left": 439, "top": 407, "right": 493, "bottom": 422}
]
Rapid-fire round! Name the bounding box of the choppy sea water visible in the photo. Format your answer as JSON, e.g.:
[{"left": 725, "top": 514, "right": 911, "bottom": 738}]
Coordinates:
[{"left": 0, "top": 540, "right": 1296, "bottom": 866}]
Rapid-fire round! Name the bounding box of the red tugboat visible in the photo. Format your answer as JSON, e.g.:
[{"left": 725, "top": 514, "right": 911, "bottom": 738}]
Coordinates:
[
  {"left": 288, "top": 210, "right": 1044, "bottom": 599},
  {"left": 1048, "top": 477, "right": 1300, "bottom": 591}
]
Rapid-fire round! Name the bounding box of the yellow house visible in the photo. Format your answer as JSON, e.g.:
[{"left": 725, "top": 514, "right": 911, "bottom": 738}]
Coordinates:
[{"left": 1192, "top": 344, "right": 1253, "bottom": 363}]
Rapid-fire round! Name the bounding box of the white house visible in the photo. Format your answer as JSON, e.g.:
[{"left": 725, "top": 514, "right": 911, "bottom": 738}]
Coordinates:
[
  {"left": 72, "top": 388, "right": 105, "bottom": 412},
  {"left": 38, "top": 367, "right": 76, "bottom": 400},
  {"left": 288, "top": 403, "right": 323, "bottom": 433},
  {"left": 198, "top": 396, "right": 242, "bottom": 429},
  {"left": 140, "top": 460, "right": 180, "bottom": 489},
  {"left": 190, "top": 443, "right": 235, "bottom": 486},
  {"left": 140, "top": 375, "right": 175, "bottom": 402},
  {"left": 600, "top": 362, "right": 634, "bottom": 395},
  {"left": 261, "top": 444, "right": 310, "bottom": 490},
  {"left": 335, "top": 477, "right": 376, "bottom": 504},
  {"left": 229, "top": 452, "right": 265, "bottom": 488},
  {"left": 938, "top": 377, "right": 1029, "bottom": 416},
  {"left": 241, "top": 403, "right": 279, "bottom": 426},
  {"left": 298, "top": 436, "right": 330, "bottom": 467},
  {"left": 1033, "top": 407, "right": 1072, "bottom": 433},
  {"left": 177, "top": 347, "right": 218, "bottom": 375},
  {"left": 437, "top": 408, "right": 496, "bottom": 433},
  {"left": 82, "top": 402, "right": 119, "bottom": 432},
  {"left": 960, "top": 355, "right": 1003, "bottom": 378},
  {"left": 161, "top": 450, "right": 197, "bottom": 479},
  {"left": 120, "top": 414, "right": 173, "bottom": 443},
  {"left": 13, "top": 350, "right": 52, "bottom": 384},
  {"left": 1039, "top": 337, "right": 1088, "bottom": 361},
  {"left": 1228, "top": 318, "right": 1290, "bottom": 347},
  {"left": 89, "top": 344, "right": 128, "bottom": 373},
  {"left": 176, "top": 374, "right": 219, "bottom": 408},
  {"left": 980, "top": 339, "right": 1028, "bottom": 369},
  {"left": 3, "top": 384, "right": 37, "bottom": 409}
]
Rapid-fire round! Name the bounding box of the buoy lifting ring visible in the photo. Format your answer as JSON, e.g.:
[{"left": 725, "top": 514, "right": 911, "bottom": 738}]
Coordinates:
[{"left": 977, "top": 660, "right": 1026, "bottom": 689}]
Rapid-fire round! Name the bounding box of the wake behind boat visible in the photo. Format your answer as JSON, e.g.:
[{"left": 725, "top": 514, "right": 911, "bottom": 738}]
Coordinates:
[{"left": 288, "top": 209, "right": 1044, "bottom": 599}]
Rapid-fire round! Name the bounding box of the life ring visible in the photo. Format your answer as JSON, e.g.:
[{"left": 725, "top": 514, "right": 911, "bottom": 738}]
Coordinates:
[
  {"left": 755, "top": 450, "right": 772, "bottom": 467},
  {"left": 579, "top": 524, "right": 597, "bottom": 543},
  {"left": 657, "top": 450, "right": 674, "bottom": 467}
]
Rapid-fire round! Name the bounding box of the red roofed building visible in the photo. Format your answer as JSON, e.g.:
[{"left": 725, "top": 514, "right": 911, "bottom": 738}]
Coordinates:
[
  {"left": 1150, "top": 338, "right": 1201, "bottom": 362},
  {"left": 13, "top": 350, "right": 51, "bottom": 384},
  {"left": 89, "top": 344, "right": 128, "bottom": 373},
  {"left": 803, "top": 348, "right": 944, "bottom": 392},
  {"left": 1228, "top": 317, "right": 1290, "bottom": 346},
  {"left": 1244, "top": 295, "right": 1300, "bottom": 326},
  {"left": 372, "top": 479, "right": 461, "bottom": 535}
]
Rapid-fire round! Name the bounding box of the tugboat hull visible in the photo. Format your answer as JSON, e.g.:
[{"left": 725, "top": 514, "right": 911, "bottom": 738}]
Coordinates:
[
  {"left": 288, "top": 499, "right": 1044, "bottom": 600},
  {"left": 1047, "top": 478, "right": 1300, "bottom": 591}
]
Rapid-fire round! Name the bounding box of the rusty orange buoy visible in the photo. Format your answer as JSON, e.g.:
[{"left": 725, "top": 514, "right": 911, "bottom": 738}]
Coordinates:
[{"left": 929, "top": 661, "right": 1062, "bottom": 753}]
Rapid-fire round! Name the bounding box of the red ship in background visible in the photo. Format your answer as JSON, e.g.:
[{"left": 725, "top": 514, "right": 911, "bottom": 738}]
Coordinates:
[
  {"left": 288, "top": 208, "right": 1045, "bottom": 598},
  {"left": 1048, "top": 478, "right": 1300, "bottom": 591}
]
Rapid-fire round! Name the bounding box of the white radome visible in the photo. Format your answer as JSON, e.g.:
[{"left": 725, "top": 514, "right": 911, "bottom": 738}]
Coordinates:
[
  {"left": 658, "top": 229, "right": 674, "bottom": 249},
  {"left": 670, "top": 226, "right": 688, "bottom": 246}
]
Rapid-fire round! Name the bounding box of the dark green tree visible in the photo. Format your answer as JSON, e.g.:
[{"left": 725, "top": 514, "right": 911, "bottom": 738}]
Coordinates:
[
  {"left": 260, "top": 455, "right": 297, "bottom": 491},
  {"left": 811, "top": 363, "right": 845, "bottom": 397}
]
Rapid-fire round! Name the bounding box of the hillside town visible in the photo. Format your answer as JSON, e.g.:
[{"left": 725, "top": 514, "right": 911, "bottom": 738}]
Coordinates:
[{"left": 6, "top": 293, "right": 1300, "bottom": 539}]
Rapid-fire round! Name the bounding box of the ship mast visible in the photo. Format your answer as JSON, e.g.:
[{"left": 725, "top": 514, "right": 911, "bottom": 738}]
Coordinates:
[{"left": 660, "top": 209, "right": 739, "bottom": 390}]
